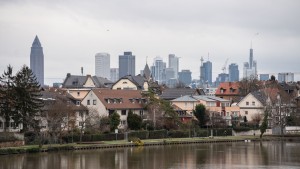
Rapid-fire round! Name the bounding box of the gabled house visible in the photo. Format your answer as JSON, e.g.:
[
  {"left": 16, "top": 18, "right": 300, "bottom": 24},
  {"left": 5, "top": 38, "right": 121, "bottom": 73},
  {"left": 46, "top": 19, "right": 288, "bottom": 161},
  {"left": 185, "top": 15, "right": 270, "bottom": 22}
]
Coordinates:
[
  {"left": 171, "top": 95, "right": 234, "bottom": 125},
  {"left": 160, "top": 88, "right": 205, "bottom": 101},
  {"left": 111, "top": 75, "right": 149, "bottom": 91},
  {"left": 63, "top": 73, "right": 113, "bottom": 89},
  {"left": 215, "top": 82, "right": 240, "bottom": 102},
  {"left": 237, "top": 91, "right": 267, "bottom": 123},
  {"left": 81, "top": 89, "right": 147, "bottom": 129},
  {"left": 62, "top": 73, "right": 113, "bottom": 101}
]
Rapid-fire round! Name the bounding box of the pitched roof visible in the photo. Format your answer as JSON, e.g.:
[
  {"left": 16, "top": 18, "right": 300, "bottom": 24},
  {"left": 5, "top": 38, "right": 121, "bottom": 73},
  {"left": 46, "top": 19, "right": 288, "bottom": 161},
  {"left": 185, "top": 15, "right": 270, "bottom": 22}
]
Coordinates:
[
  {"left": 251, "top": 91, "right": 268, "bottom": 105},
  {"left": 143, "top": 63, "right": 151, "bottom": 81},
  {"left": 62, "top": 74, "right": 112, "bottom": 88},
  {"left": 113, "top": 74, "right": 146, "bottom": 89},
  {"left": 160, "top": 88, "right": 204, "bottom": 100},
  {"left": 215, "top": 82, "right": 240, "bottom": 96},
  {"left": 92, "top": 89, "right": 145, "bottom": 110}
]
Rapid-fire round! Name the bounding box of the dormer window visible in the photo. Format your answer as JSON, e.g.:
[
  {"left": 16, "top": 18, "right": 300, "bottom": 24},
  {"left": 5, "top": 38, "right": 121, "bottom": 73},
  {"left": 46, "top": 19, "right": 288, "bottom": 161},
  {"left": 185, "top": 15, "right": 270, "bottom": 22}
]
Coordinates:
[{"left": 220, "top": 88, "right": 225, "bottom": 94}]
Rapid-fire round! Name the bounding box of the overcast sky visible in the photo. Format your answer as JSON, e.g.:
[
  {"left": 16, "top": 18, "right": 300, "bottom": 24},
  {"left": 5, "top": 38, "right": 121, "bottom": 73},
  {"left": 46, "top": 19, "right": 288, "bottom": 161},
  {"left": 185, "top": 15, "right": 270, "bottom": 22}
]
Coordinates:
[{"left": 1, "top": 0, "right": 300, "bottom": 85}]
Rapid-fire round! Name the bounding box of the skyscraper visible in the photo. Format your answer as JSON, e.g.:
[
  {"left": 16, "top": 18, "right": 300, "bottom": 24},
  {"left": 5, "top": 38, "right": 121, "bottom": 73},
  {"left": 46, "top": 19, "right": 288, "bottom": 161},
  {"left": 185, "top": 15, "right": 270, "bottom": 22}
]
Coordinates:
[
  {"left": 178, "top": 70, "right": 192, "bottom": 86},
  {"left": 228, "top": 63, "right": 239, "bottom": 82},
  {"left": 95, "top": 53, "right": 110, "bottom": 79},
  {"left": 152, "top": 57, "right": 166, "bottom": 84},
  {"left": 168, "top": 54, "right": 179, "bottom": 79},
  {"left": 119, "top": 52, "right": 135, "bottom": 78},
  {"left": 30, "top": 35, "right": 44, "bottom": 86},
  {"left": 243, "top": 48, "right": 257, "bottom": 79},
  {"left": 200, "top": 57, "right": 212, "bottom": 85}
]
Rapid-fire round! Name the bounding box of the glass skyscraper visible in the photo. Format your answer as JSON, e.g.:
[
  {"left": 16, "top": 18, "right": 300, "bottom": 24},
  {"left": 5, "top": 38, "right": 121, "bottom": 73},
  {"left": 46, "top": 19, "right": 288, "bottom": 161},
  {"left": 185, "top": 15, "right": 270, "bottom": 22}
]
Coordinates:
[
  {"left": 119, "top": 52, "right": 135, "bottom": 78},
  {"left": 228, "top": 63, "right": 239, "bottom": 82}
]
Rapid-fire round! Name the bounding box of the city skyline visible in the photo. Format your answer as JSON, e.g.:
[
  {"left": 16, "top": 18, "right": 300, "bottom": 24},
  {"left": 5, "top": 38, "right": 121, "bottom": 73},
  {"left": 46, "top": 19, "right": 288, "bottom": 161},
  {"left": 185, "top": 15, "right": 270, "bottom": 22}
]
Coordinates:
[{"left": 1, "top": 1, "right": 300, "bottom": 85}]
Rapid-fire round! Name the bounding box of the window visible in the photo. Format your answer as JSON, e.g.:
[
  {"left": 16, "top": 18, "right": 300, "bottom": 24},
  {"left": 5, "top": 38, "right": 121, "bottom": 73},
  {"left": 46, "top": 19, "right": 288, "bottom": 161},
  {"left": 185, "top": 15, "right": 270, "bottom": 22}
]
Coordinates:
[
  {"left": 0, "top": 121, "right": 3, "bottom": 128},
  {"left": 121, "top": 110, "right": 127, "bottom": 116},
  {"left": 245, "top": 111, "right": 248, "bottom": 115},
  {"left": 121, "top": 120, "right": 126, "bottom": 125},
  {"left": 79, "top": 112, "right": 84, "bottom": 118},
  {"left": 87, "top": 100, "right": 90, "bottom": 105},
  {"left": 140, "top": 110, "right": 144, "bottom": 116},
  {"left": 76, "top": 101, "right": 81, "bottom": 105},
  {"left": 77, "top": 92, "right": 80, "bottom": 96},
  {"left": 246, "top": 102, "right": 249, "bottom": 106},
  {"left": 93, "top": 100, "right": 97, "bottom": 105},
  {"left": 252, "top": 101, "right": 255, "bottom": 106},
  {"left": 122, "top": 81, "right": 128, "bottom": 84}
]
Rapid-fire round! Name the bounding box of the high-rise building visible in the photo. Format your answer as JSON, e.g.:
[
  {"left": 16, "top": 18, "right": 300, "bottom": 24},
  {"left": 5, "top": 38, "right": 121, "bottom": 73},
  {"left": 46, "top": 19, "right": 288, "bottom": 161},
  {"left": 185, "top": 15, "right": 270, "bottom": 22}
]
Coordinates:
[
  {"left": 278, "top": 73, "right": 294, "bottom": 82},
  {"left": 228, "top": 63, "right": 239, "bottom": 82},
  {"left": 178, "top": 70, "right": 192, "bottom": 86},
  {"left": 168, "top": 54, "right": 179, "bottom": 79},
  {"left": 152, "top": 57, "right": 166, "bottom": 84},
  {"left": 110, "top": 68, "right": 119, "bottom": 82},
  {"left": 243, "top": 48, "right": 257, "bottom": 79},
  {"left": 95, "top": 53, "right": 110, "bottom": 79},
  {"left": 200, "top": 57, "right": 212, "bottom": 85},
  {"left": 30, "top": 35, "right": 44, "bottom": 86},
  {"left": 119, "top": 51, "right": 135, "bottom": 78}
]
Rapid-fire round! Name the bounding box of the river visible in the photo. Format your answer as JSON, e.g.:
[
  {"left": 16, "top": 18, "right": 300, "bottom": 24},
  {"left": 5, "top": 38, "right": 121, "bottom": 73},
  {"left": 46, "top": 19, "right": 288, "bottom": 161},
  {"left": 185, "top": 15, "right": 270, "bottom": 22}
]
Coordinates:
[{"left": 1, "top": 141, "right": 300, "bottom": 169}]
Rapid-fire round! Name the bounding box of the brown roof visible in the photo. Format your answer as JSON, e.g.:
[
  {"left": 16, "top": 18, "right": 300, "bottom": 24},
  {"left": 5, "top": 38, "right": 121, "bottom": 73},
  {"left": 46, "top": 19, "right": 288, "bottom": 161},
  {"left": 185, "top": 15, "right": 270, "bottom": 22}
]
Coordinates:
[
  {"left": 92, "top": 89, "right": 146, "bottom": 110},
  {"left": 215, "top": 82, "right": 240, "bottom": 96}
]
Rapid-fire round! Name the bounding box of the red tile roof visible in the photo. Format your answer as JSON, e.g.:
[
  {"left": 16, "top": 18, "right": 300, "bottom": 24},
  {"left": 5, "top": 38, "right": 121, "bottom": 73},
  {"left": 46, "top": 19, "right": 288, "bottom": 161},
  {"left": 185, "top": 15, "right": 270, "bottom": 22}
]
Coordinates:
[
  {"left": 215, "top": 82, "right": 240, "bottom": 96},
  {"left": 92, "top": 89, "right": 146, "bottom": 110}
]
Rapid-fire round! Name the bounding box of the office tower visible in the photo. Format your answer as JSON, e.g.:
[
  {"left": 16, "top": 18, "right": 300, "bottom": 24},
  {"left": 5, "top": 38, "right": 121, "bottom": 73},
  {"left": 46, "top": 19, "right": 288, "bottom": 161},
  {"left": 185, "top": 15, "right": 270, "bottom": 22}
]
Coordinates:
[
  {"left": 216, "top": 73, "right": 229, "bottom": 86},
  {"left": 243, "top": 48, "right": 257, "bottom": 79},
  {"left": 260, "top": 74, "right": 269, "bottom": 81},
  {"left": 95, "top": 53, "right": 110, "bottom": 79},
  {"left": 200, "top": 57, "right": 212, "bottom": 85},
  {"left": 110, "top": 68, "right": 119, "bottom": 82},
  {"left": 228, "top": 63, "right": 239, "bottom": 82},
  {"left": 178, "top": 70, "right": 192, "bottom": 86},
  {"left": 152, "top": 57, "right": 166, "bottom": 84},
  {"left": 119, "top": 51, "right": 135, "bottom": 78},
  {"left": 278, "top": 73, "right": 294, "bottom": 82},
  {"left": 30, "top": 35, "right": 44, "bottom": 86},
  {"left": 168, "top": 54, "right": 179, "bottom": 79}
]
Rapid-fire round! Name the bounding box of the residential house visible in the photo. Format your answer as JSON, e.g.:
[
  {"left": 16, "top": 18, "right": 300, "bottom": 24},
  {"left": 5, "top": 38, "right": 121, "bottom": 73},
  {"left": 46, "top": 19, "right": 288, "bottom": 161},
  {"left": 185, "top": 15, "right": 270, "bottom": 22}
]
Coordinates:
[
  {"left": 81, "top": 89, "right": 147, "bottom": 129},
  {"left": 62, "top": 73, "right": 113, "bottom": 100},
  {"left": 111, "top": 75, "right": 149, "bottom": 91},
  {"left": 215, "top": 82, "right": 240, "bottom": 102},
  {"left": 171, "top": 95, "right": 234, "bottom": 125},
  {"left": 237, "top": 91, "right": 267, "bottom": 123}
]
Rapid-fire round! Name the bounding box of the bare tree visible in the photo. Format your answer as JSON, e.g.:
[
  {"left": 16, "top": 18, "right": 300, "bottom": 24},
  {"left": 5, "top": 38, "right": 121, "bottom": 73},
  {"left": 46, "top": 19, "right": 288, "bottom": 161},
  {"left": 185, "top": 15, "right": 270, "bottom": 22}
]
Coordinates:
[
  {"left": 76, "top": 107, "right": 100, "bottom": 143},
  {"left": 251, "top": 113, "right": 262, "bottom": 127},
  {"left": 239, "top": 77, "right": 261, "bottom": 96}
]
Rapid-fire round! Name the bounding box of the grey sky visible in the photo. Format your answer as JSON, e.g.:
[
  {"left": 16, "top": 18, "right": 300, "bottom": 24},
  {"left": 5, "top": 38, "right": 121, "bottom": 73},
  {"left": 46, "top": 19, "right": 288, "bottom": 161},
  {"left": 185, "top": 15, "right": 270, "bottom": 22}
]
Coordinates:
[{"left": 1, "top": 0, "right": 300, "bottom": 85}]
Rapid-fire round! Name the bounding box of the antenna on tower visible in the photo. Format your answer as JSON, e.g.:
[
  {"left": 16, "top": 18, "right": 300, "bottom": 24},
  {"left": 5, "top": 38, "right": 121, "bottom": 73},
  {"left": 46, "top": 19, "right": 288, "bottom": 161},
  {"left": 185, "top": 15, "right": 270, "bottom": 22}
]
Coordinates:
[
  {"left": 200, "top": 56, "right": 204, "bottom": 66},
  {"left": 208, "top": 52, "right": 210, "bottom": 61}
]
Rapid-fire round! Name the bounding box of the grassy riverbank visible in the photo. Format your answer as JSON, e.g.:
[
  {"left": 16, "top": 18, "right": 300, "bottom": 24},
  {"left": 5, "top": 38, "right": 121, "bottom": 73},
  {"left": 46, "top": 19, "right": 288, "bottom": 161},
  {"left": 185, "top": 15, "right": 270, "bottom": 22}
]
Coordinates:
[{"left": 0, "top": 135, "right": 296, "bottom": 155}]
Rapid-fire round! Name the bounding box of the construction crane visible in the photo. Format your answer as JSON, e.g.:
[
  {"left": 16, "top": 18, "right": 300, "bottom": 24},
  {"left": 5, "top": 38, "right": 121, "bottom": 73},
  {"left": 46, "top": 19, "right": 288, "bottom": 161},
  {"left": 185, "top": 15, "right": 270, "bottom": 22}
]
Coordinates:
[{"left": 221, "top": 58, "right": 229, "bottom": 73}]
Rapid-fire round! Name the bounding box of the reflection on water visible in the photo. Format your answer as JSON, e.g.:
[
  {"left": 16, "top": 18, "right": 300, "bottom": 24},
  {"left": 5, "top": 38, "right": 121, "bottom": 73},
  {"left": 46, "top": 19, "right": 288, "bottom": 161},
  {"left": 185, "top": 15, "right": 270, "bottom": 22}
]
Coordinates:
[{"left": 1, "top": 141, "right": 300, "bottom": 169}]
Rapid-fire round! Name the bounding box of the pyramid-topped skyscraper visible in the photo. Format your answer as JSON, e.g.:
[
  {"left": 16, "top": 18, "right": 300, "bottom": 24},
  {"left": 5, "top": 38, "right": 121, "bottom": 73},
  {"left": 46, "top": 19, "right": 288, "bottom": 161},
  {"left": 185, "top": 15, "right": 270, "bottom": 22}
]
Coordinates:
[{"left": 30, "top": 35, "right": 44, "bottom": 86}]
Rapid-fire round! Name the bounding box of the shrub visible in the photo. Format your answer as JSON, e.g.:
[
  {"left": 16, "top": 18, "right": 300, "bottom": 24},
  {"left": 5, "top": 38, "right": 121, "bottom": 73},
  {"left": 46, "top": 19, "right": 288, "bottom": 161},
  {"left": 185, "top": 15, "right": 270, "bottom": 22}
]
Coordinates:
[
  {"left": 168, "top": 130, "right": 189, "bottom": 138},
  {"left": 128, "top": 131, "right": 148, "bottom": 140},
  {"left": 26, "top": 147, "right": 40, "bottom": 153},
  {"left": 149, "top": 130, "right": 167, "bottom": 139},
  {"left": 233, "top": 126, "right": 252, "bottom": 132}
]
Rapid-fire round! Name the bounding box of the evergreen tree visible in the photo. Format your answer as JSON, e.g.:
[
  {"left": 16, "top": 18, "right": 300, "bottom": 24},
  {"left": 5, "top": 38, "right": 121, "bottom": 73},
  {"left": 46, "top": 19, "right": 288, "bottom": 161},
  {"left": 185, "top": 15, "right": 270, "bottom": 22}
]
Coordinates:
[
  {"left": 110, "top": 111, "right": 120, "bottom": 131},
  {"left": 127, "top": 110, "right": 142, "bottom": 130},
  {"left": 193, "top": 104, "right": 208, "bottom": 127},
  {"left": 14, "top": 65, "right": 44, "bottom": 132},
  {"left": 0, "top": 65, "right": 17, "bottom": 132},
  {"left": 260, "top": 110, "right": 268, "bottom": 138}
]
